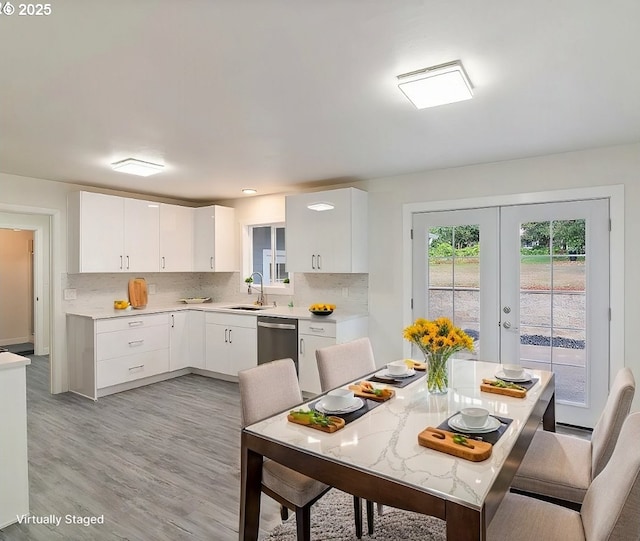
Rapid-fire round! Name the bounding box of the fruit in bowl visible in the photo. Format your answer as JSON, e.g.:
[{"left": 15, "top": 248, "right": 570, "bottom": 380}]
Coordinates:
[
  {"left": 114, "top": 300, "right": 130, "bottom": 310},
  {"left": 309, "top": 303, "right": 336, "bottom": 315}
]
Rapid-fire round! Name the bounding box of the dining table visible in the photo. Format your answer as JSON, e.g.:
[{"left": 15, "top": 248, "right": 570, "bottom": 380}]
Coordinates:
[{"left": 240, "top": 358, "right": 555, "bottom": 541}]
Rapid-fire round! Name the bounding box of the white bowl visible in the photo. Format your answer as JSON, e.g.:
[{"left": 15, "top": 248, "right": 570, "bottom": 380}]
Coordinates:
[
  {"left": 460, "top": 407, "right": 490, "bottom": 428},
  {"left": 323, "top": 388, "right": 355, "bottom": 411},
  {"left": 387, "top": 360, "right": 410, "bottom": 376},
  {"left": 502, "top": 364, "right": 525, "bottom": 379}
]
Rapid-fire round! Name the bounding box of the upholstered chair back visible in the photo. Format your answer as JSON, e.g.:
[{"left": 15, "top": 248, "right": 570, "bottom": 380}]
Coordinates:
[
  {"left": 590, "top": 367, "right": 635, "bottom": 477},
  {"left": 581, "top": 411, "right": 640, "bottom": 540},
  {"left": 238, "top": 358, "right": 302, "bottom": 427},
  {"left": 316, "top": 337, "right": 376, "bottom": 392}
]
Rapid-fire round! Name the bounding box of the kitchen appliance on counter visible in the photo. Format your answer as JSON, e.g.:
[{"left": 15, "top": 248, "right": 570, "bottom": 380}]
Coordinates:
[{"left": 257, "top": 316, "right": 298, "bottom": 373}]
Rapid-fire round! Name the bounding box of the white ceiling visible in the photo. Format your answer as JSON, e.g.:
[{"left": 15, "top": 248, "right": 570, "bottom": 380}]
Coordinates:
[{"left": 2, "top": 1, "right": 640, "bottom": 203}]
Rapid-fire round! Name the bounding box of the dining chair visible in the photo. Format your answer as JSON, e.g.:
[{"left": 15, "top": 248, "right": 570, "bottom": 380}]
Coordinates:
[
  {"left": 238, "top": 358, "right": 367, "bottom": 541},
  {"left": 488, "top": 411, "right": 640, "bottom": 540},
  {"left": 511, "top": 366, "right": 635, "bottom": 505},
  {"left": 315, "top": 337, "right": 378, "bottom": 535}
]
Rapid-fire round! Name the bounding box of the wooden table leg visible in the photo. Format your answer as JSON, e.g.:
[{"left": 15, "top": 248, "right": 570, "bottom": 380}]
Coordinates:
[
  {"left": 542, "top": 391, "right": 556, "bottom": 432},
  {"left": 446, "top": 502, "right": 485, "bottom": 541},
  {"left": 239, "top": 432, "right": 262, "bottom": 541}
]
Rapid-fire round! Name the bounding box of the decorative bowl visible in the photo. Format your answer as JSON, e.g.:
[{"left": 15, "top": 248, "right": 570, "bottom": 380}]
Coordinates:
[{"left": 310, "top": 309, "right": 333, "bottom": 316}]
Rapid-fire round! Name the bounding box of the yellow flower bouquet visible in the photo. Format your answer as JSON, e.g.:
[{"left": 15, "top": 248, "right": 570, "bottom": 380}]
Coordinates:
[{"left": 403, "top": 317, "right": 474, "bottom": 394}]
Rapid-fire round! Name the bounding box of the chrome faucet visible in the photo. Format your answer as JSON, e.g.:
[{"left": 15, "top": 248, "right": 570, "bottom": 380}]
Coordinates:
[{"left": 249, "top": 272, "right": 266, "bottom": 306}]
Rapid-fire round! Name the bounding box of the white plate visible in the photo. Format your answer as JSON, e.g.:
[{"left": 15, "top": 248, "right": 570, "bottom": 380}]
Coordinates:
[
  {"left": 378, "top": 368, "right": 416, "bottom": 379},
  {"left": 448, "top": 414, "right": 502, "bottom": 434},
  {"left": 495, "top": 370, "right": 532, "bottom": 383},
  {"left": 180, "top": 297, "right": 211, "bottom": 304},
  {"left": 315, "top": 397, "right": 364, "bottom": 415}
]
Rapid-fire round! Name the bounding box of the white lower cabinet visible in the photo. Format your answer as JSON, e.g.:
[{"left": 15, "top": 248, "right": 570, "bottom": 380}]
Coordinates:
[
  {"left": 297, "top": 317, "right": 369, "bottom": 395},
  {"left": 169, "top": 312, "right": 190, "bottom": 371},
  {"left": 205, "top": 313, "right": 257, "bottom": 376}
]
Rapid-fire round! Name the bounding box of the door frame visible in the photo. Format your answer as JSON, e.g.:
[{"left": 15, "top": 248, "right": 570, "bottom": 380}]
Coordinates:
[
  {"left": 402, "top": 185, "right": 625, "bottom": 386},
  {"left": 0, "top": 202, "right": 62, "bottom": 394}
]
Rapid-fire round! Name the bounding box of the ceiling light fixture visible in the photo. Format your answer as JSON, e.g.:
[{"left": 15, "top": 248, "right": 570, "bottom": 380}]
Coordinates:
[
  {"left": 111, "top": 158, "right": 164, "bottom": 177},
  {"left": 397, "top": 60, "right": 473, "bottom": 109},
  {"left": 307, "top": 202, "right": 335, "bottom": 212},
  {"left": 242, "top": 188, "right": 257, "bottom": 195}
]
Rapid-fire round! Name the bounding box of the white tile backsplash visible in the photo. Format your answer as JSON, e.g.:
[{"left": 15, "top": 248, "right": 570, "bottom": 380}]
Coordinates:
[{"left": 62, "top": 272, "right": 368, "bottom": 312}]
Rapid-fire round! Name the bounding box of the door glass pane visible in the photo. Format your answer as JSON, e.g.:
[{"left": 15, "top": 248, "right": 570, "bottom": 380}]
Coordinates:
[
  {"left": 428, "top": 225, "right": 480, "bottom": 357},
  {"left": 519, "top": 220, "right": 587, "bottom": 405}
]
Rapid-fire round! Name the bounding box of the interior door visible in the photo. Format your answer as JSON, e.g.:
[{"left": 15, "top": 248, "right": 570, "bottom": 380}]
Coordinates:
[
  {"left": 500, "top": 200, "right": 610, "bottom": 427},
  {"left": 412, "top": 199, "right": 610, "bottom": 427}
]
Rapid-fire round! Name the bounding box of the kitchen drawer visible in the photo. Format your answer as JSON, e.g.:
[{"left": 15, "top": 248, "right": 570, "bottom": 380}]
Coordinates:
[
  {"left": 96, "top": 325, "right": 169, "bottom": 361},
  {"left": 299, "top": 320, "right": 336, "bottom": 338},
  {"left": 97, "top": 350, "right": 170, "bottom": 388},
  {"left": 96, "top": 313, "right": 169, "bottom": 334},
  {"left": 205, "top": 312, "right": 257, "bottom": 329}
]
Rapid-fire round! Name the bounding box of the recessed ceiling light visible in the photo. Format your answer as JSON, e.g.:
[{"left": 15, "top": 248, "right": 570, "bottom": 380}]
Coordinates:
[
  {"left": 111, "top": 158, "right": 164, "bottom": 177},
  {"left": 397, "top": 60, "right": 473, "bottom": 109},
  {"left": 307, "top": 202, "right": 335, "bottom": 212},
  {"left": 242, "top": 188, "right": 257, "bottom": 195}
]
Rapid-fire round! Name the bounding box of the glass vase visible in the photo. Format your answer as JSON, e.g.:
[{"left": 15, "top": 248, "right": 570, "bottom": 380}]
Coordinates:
[{"left": 424, "top": 351, "right": 451, "bottom": 395}]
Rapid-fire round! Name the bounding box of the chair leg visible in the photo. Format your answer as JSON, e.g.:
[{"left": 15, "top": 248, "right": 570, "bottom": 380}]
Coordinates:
[
  {"left": 353, "top": 496, "right": 363, "bottom": 538},
  {"left": 280, "top": 504, "right": 289, "bottom": 521},
  {"left": 295, "top": 505, "right": 312, "bottom": 541},
  {"left": 366, "top": 499, "right": 374, "bottom": 535}
]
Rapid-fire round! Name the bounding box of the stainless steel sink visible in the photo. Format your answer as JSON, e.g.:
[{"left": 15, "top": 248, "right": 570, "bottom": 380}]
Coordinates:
[{"left": 225, "top": 305, "right": 271, "bottom": 311}]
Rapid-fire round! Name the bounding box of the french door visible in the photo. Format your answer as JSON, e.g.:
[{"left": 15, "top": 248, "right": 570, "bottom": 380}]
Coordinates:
[{"left": 412, "top": 199, "right": 610, "bottom": 427}]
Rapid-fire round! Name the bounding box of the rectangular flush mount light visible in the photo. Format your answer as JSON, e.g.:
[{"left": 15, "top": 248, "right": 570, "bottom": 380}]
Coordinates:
[
  {"left": 307, "top": 202, "right": 335, "bottom": 211},
  {"left": 111, "top": 158, "right": 164, "bottom": 177},
  {"left": 397, "top": 60, "right": 473, "bottom": 109}
]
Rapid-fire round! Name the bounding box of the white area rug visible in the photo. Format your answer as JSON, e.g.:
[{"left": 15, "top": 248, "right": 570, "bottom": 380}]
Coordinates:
[{"left": 264, "top": 489, "right": 446, "bottom": 540}]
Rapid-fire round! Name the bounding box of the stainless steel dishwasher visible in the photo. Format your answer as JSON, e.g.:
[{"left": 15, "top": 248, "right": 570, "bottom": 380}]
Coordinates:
[{"left": 257, "top": 316, "right": 299, "bottom": 373}]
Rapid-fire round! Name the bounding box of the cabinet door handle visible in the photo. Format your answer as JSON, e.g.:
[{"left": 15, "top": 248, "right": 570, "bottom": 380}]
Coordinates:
[
  {"left": 210, "top": 256, "right": 214, "bottom": 269},
  {"left": 162, "top": 256, "right": 166, "bottom": 269},
  {"left": 128, "top": 321, "right": 143, "bottom": 327},
  {"left": 317, "top": 254, "right": 322, "bottom": 269},
  {"left": 171, "top": 314, "right": 175, "bottom": 328},
  {"left": 311, "top": 254, "right": 316, "bottom": 269},
  {"left": 225, "top": 328, "right": 228, "bottom": 343},
  {"left": 309, "top": 326, "right": 325, "bottom": 333},
  {"left": 128, "top": 339, "right": 144, "bottom": 347},
  {"left": 228, "top": 329, "right": 232, "bottom": 343},
  {"left": 120, "top": 255, "right": 123, "bottom": 270},
  {"left": 299, "top": 338, "right": 305, "bottom": 355},
  {"left": 126, "top": 255, "right": 130, "bottom": 269},
  {"left": 128, "top": 364, "right": 144, "bottom": 371}
]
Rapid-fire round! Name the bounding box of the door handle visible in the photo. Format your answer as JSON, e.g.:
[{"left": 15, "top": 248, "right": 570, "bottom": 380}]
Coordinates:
[
  {"left": 171, "top": 314, "right": 175, "bottom": 328},
  {"left": 299, "top": 338, "right": 305, "bottom": 355},
  {"left": 126, "top": 255, "right": 130, "bottom": 269},
  {"left": 317, "top": 254, "right": 322, "bottom": 269},
  {"left": 311, "top": 254, "right": 316, "bottom": 269},
  {"left": 224, "top": 328, "right": 228, "bottom": 343},
  {"left": 162, "top": 256, "right": 166, "bottom": 269},
  {"left": 210, "top": 256, "right": 214, "bottom": 269},
  {"left": 228, "top": 329, "right": 232, "bottom": 343},
  {"left": 120, "top": 255, "right": 123, "bottom": 270},
  {"left": 502, "top": 321, "right": 519, "bottom": 330}
]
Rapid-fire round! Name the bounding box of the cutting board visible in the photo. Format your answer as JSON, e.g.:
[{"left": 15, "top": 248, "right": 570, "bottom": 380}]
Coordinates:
[
  {"left": 348, "top": 382, "right": 395, "bottom": 402},
  {"left": 128, "top": 278, "right": 148, "bottom": 309},
  {"left": 287, "top": 414, "right": 345, "bottom": 433},
  {"left": 480, "top": 379, "right": 527, "bottom": 398},
  {"left": 418, "top": 427, "right": 493, "bottom": 461}
]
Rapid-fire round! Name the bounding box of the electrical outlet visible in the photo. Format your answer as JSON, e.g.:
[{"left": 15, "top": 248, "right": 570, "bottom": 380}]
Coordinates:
[
  {"left": 63, "top": 288, "right": 77, "bottom": 300},
  {"left": 342, "top": 287, "right": 349, "bottom": 297},
  {"left": 148, "top": 284, "right": 157, "bottom": 294}
]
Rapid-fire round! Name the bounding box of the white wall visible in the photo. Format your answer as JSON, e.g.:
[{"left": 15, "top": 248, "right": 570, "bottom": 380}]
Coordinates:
[{"left": 358, "top": 142, "right": 640, "bottom": 409}]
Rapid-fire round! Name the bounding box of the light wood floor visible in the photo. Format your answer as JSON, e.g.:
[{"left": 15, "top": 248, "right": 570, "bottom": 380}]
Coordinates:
[{"left": 0, "top": 355, "right": 280, "bottom": 541}]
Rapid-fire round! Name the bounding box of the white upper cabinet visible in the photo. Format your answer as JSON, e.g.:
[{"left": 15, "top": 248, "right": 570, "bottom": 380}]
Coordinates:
[
  {"left": 124, "top": 198, "right": 159, "bottom": 273},
  {"left": 285, "top": 187, "right": 368, "bottom": 273},
  {"left": 193, "top": 205, "right": 238, "bottom": 272},
  {"left": 159, "top": 203, "right": 193, "bottom": 272},
  {"left": 68, "top": 191, "right": 159, "bottom": 273}
]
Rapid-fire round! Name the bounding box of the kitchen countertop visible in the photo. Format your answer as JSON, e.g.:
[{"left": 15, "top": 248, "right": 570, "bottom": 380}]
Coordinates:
[
  {"left": 0, "top": 351, "right": 31, "bottom": 370},
  {"left": 66, "top": 301, "right": 367, "bottom": 323}
]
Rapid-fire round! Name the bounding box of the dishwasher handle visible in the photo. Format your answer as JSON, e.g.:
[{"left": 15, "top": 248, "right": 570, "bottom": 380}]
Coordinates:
[{"left": 257, "top": 321, "right": 297, "bottom": 330}]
